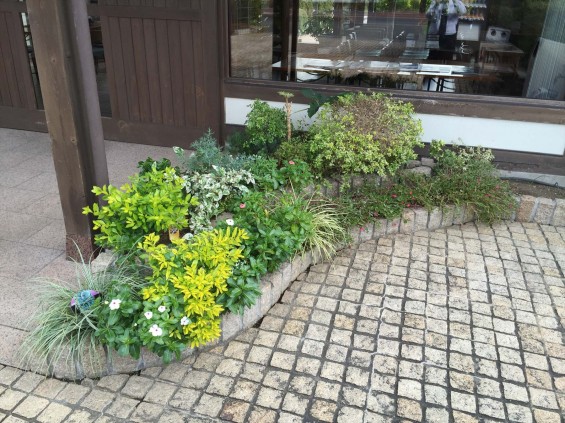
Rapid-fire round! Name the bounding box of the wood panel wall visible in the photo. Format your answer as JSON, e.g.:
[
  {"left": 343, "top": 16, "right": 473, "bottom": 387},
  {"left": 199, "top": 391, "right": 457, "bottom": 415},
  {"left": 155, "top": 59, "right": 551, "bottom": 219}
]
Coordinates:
[
  {"left": 97, "top": 0, "right": 209, "bottom": 134},
  {"left": 0, "top": 1, "right": 36, "bottom": 109}
]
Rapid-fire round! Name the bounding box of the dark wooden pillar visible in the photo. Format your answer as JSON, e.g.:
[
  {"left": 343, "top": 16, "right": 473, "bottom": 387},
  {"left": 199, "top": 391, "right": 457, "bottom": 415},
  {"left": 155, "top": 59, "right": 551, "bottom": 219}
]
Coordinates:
[{"left": 27, "top": 0, "right": 109, "bottom": 260}]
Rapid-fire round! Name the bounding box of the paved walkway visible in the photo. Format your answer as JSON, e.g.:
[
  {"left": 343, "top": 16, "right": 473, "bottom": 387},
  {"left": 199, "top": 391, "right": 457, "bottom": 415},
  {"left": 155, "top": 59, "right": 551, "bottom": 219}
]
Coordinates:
[{"left": 1, "top": 220, "right": 564, "bottom": 422}]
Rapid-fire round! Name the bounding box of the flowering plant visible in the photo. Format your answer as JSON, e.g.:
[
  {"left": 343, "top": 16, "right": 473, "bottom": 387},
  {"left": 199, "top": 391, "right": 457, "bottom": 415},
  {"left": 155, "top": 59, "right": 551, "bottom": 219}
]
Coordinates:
[{"left": 181, "top": 166, "right": 255, "bottom": 233}]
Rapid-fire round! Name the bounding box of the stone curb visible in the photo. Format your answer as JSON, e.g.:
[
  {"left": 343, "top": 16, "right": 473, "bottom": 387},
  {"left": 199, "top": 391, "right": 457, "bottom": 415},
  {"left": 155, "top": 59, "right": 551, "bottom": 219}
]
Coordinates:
[{"left": 29, "top": 195, "right": 564, "bottom": 379}]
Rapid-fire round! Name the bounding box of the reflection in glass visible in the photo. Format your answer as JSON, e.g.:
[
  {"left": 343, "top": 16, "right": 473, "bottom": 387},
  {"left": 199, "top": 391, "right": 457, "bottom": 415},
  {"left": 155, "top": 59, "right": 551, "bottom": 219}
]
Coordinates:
[{"left": 229, "top": 0, "right": 564, "bottom": 100}]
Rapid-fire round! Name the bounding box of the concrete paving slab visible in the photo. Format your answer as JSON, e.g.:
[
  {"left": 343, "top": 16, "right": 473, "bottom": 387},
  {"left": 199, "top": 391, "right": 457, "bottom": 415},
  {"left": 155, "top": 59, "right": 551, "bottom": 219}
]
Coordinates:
[
  {"left": 24, "top": 219, "right": 66, "bottom": 255},
  {"left": 0, "top": 240, "right": 62, "bottom": 280},
  {"left": 0, "top": 277, "right": 40, "bottom": 331},
  {"left": 23, "top": 194, "right": 64, "bottom": 220},
  {"left": 0, "top": 326, "right": 28, "bottom": 368},
  {"left": 0, "top": 187, "right": 47, "bottom": 213},
  {"left": 17, "top": 172, "right": 59, "bottom": 194},
  {"left": 0, "top": 211, "right": 52, "bottom": 242}
]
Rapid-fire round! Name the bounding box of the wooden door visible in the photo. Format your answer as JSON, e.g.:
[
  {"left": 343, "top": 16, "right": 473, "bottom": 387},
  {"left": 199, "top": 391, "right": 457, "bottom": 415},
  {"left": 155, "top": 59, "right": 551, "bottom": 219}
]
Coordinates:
[
  {"left": 0, "top": 0, "right": 36, "bottom": 110},
  {"left": 91, "top": 0, "right": 222, "bottom": 147}
]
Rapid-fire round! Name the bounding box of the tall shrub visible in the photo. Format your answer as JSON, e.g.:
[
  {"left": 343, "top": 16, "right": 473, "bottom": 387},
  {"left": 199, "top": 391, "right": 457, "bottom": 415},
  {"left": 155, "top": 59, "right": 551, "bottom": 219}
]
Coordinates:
[{"left": 308, "top": 92, "right": 423, "bottom": 184}]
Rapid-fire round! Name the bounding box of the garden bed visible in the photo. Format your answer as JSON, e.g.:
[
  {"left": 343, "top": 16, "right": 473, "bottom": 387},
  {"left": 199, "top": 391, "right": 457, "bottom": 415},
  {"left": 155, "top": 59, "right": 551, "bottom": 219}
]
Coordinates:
[
  {"left": 21, "top": 91, "right": 564, "bottom": 380},
  {"left": 26, "top": 194, "right": 565, "bottom": 380}
]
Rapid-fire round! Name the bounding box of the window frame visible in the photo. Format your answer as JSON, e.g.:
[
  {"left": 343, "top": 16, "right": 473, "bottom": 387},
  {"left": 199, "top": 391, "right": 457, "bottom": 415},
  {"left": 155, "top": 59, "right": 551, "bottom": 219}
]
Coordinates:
[{"left": 220, "top": 2, "right": 565, "bottom": 125}]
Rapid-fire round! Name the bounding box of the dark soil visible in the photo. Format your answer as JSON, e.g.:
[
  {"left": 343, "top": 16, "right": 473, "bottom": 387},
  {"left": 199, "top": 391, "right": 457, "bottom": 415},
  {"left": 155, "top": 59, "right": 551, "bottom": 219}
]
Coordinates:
[{"left": 508, "top": 180, "right": 565, "bottom": 200}]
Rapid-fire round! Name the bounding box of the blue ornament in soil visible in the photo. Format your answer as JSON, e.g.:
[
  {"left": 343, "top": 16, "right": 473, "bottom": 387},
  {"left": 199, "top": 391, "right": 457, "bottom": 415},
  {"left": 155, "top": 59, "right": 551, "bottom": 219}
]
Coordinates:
[{"left": 70, "top": 290, "right": 99, "bottom": 312}]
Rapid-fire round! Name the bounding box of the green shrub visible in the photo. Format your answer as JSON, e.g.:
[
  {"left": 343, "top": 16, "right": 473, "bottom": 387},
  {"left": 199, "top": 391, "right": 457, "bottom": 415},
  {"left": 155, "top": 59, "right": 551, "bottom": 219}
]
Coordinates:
[
  {"left": 299, "top": 196, "right": 349, "bottom": 261},
  {"left": 248, "top": 157, "right": 313, "bottom": 192},
  {"left": 181, "top": 167, "right": 255, "bottom": 234},
  {"left": 228, "top": 100, "right": 288, "bottom": 155},
  {"left": 94, "top": 228, "right": 249, "bottom": 363},
  {"left": 308, "top": 92, "right": 423, "bottom": 183},
  {"left": 228, "top": 191, "right": 313, "bottom": 273},
  {"left": 336, "top": 143, "right": 517, "bottom": 226},
  {"left": 426, "top": 141, "right": 517, "bottom": 223},
  {"left": 83, "top": 165, "right": 197, "bottom": 256},
  {"left": 274, "top": 133, "right": 313, "bottom": 164},
  {"left": 19, "top": 255, "right": 148, "bottom": 376},
  {"left": 174, "top": 130, "right": 252, "bottom": 174}
]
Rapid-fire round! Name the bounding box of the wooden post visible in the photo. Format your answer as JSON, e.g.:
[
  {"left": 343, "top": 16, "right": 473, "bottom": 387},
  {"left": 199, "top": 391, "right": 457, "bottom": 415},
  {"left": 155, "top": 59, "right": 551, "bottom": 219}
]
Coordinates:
[{"left": 27, "top": 0, "right": 109, "bottom": 260}]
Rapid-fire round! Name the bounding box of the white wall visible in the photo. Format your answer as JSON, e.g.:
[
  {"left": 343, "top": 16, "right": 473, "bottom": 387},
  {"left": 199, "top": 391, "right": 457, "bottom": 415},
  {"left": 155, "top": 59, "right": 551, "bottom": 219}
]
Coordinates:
[{"left": 225, "top": 97, "right": 565, "bottom": 156}]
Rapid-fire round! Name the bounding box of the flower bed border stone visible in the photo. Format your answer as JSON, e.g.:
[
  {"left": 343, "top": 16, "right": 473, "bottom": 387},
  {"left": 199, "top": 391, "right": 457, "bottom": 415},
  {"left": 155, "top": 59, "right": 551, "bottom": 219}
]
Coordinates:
[{"left": 29, "top": 195, "right": 565, "bottom": 380}]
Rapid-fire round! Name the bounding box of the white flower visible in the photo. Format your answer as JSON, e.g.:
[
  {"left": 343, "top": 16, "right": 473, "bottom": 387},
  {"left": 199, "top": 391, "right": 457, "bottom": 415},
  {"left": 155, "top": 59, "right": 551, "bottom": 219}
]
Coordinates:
[
  {"left": 149, "top": 324, "right": 163, "bottom": 337},
  {"left": 225, "top": 218, "right": 234, "bottom": 226},
  {"left": 158, "top": 305, "right": 167, "bottom": 313},
  {"left": 109, "top": 299, "right": 121, "bottom": 310},
  {"left": 144, "top": 311, "right": 153, "bottom": 319},
  {"left": 182, "top": 232, "right": 194, "bottom": 240},
  {"left": 180, "top": 316, "right": 190, "bottom": 326}
]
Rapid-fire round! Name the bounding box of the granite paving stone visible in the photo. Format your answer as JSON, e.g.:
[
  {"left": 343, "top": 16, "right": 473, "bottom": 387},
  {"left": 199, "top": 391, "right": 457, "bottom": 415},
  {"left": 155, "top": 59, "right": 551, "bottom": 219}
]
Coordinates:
[{"left": 0, "top": 222, "right": 562, "bottom": 421}]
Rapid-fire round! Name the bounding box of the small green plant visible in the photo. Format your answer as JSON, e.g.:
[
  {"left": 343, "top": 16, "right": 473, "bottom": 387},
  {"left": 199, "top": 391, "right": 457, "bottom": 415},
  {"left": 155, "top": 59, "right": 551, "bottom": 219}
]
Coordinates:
[
  {"left": 274, "top": 133, "right": 313, "bottom": 164},
  {"left": 216, "top": 259, "right": 264, "bottom": 315},
  {"left": 230, "top": 191, "right": 314, "bottom": 273},
  {"left": 180, "top": 165, "right": 255, "bottom": 234},
  {"left": 174, "top": 130, "right": 252, "bottom": 174},
  {"left": 249, "top": 157, "right": 313, "bottom": 192},
  {"left": 228, "top": 100, "right": 288, "bottom": 156},
  {"left": 308, "top": 92, "right": 423, "bottom": 185},
  {"left": 138, "top": 228, "right": 248, "bottom": 357},
  {"left": 19, "top": 254, "right": 148, "bottom": 377},
  {"left": 427, "top": 142, "right": 517, "bottom": 222},
  {"left": 298, "top": 195, "right": 349, "bottom": 261},
  {"left": 83, "top": 165, "right": 198, "bottom": 256},
  {"left": 137, "top": 157, "right": 176, "bottom": 175}
]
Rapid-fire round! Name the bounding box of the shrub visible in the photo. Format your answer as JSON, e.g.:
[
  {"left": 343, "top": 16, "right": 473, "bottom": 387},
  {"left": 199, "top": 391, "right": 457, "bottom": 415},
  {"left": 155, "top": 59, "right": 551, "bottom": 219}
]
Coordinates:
[
  {"left": 138, "top": 228, "right": 248, "bottom": 357},
  {"left": 19, "top": 255, "right": 148, "bottom": 376},
  {"left": 83, "top": 165, "right": 197, "bottom": 256},
  {"left": 93, "top": 227, "right": 248, "bottom": 363},
  {"left": 229, "top": 191, "right": 313, "bottom": 273},
  {"left": 308, "top": 92, "right": 423, "bottom": 183},
  {"left": 298, "top": 196, "right": 349, "bottom": 261},
  {"left": 426, "top": 141, "right": 517, "bottom": 222},
  {"left": 174, "top": 130, "right": 252, "bottom": 174},
  {"left": 181, "top": 167, "right": 255, "bottom": 234},
  {"left": 248, "top": 157, "right": 313, "bottom": 192},
  {"left": 228, "top": 100, "right": 288, "bottom": 155},
  {"left": 335, "top": 143, "right": 517, "bottom": 226},
  {"left": 274, "top": 133, "right": 313, "bottom": 165}
]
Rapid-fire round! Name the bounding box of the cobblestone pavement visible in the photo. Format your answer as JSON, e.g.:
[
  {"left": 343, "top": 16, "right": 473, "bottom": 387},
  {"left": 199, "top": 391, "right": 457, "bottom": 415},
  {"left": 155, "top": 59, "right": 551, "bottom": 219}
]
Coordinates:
[{"left": 1, "top": 221, "right": 564, "bottom": 423}]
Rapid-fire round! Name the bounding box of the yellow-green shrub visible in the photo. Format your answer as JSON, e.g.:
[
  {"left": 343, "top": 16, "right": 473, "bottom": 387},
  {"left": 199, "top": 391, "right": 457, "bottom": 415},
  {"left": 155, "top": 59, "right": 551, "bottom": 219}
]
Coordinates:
[{"left": 138, "top": 227, "right": 248, "bottom": 355}]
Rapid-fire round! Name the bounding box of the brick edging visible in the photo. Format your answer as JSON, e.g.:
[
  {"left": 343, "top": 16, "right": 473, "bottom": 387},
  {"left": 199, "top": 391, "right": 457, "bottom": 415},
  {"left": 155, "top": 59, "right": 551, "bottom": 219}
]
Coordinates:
[{"left": 32, "top": 195, "right": 564, "bottom": 379}]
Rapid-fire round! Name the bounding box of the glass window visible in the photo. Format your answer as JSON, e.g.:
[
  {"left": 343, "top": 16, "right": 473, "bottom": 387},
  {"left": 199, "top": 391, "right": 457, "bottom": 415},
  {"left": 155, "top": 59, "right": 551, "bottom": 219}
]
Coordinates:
[{"left": 228, "top": 0, "right": 565, "bottom": 100}]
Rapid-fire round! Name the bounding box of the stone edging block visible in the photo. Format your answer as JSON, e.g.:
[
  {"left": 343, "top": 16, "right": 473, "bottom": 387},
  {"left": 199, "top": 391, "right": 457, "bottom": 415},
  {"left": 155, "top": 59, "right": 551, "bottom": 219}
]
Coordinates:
[{"left": 30, "top": 195, "right": 564, "bottom": 379}]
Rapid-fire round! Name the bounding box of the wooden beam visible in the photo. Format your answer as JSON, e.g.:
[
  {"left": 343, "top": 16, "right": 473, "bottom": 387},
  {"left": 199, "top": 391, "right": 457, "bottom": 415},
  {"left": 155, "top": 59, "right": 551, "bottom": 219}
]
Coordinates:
[{"left": 27, "top": 0, "right": 109, "bottom": 260}]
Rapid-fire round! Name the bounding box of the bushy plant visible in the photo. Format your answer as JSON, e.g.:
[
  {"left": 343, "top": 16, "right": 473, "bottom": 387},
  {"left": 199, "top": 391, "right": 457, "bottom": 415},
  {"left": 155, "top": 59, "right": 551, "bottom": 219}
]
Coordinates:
[
  {"left": 229, "top": 191, "right": 313, "bottom": 273},
  {"left": 83, "top": 165, "right": 198, "bottom": 255},
  {"left": 336, "top": 143, "right": 517, "bottom": 226},
  {"left": 216, "top": 259, "right": 264, "bottom": 315},
  {"left": 139, "top": 228, "right": 248, "bottom": 355},
  {"left": 228, "top": 100, "right": 288, "bottom": 155},
  {"left": 181, "top": 167, "right": 255, "bottom": 233},
  {"left": 274, "top": 134, "right": 313, "bottom": 164},
  {"left": 94, "top": 228, "right": 248, "bottom": 363},
  {"left": 174, "top": 130, "right": 252, "bottom": 174},
  {"left": 249, "top": 157, "right": 313, "bottom": 192},
  {"left": 299, "top": 196, "right": 349, "bottom": 260},
  {"left": 19, "top": 254, "right": 148, "bottom": 376},
  {"left": 308, "top": 92, "right": 423, "bottom": 184},
  {"left": 137, "top": 157, "right": 176, "bottom": 175},
  {"left": 426, "top": 141, "right": 517, "bottom": 222}
]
